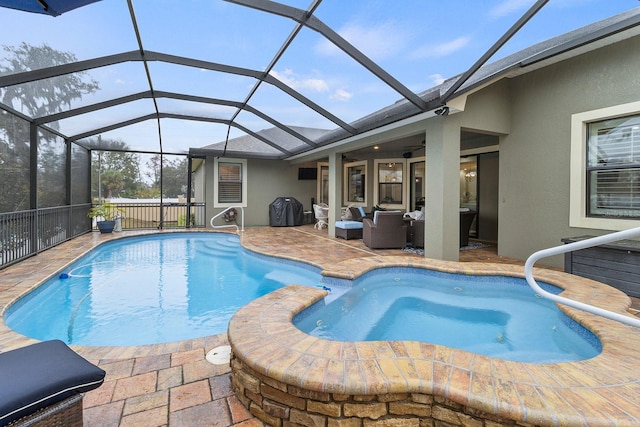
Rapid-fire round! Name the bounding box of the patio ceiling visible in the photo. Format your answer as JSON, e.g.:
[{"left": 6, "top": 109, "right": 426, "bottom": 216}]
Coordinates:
[{"left": 0, "top": 0, "right": 638, "bottom": 159}]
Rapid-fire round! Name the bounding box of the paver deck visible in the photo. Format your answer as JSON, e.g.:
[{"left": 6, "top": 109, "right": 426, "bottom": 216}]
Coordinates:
[{"left": 0, "top": 226, "right": 638, "bottom": 426}]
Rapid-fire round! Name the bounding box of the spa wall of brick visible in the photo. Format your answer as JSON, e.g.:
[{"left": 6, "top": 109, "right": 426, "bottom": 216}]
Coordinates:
[{"left": 231, "top": 356, "right": 532, "bottom": 427}]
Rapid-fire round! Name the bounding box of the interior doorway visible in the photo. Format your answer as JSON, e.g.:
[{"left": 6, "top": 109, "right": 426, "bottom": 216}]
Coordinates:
[
  {"left": 477, "top": 152, "right": 499, "bottom": 242},
  {"left": 460, "top": 131, "right": 500, "bottom": 243},
  {"left": 460, "top": 156, "right": 478, "bottom": 236}
]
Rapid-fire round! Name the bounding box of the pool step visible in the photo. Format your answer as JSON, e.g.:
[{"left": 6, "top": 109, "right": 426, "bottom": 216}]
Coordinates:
[
  {"left": 217, "top": 238, "right": 240, "bottom": 249},
  {"left": 203, "top": 239, "right": 239, "bottom": 251},
  {"left": 196, "top": 246, "right": 239, "bottom": 258},
  {"left": 264, "top": 270, "right": 315, "bottom": 286}
]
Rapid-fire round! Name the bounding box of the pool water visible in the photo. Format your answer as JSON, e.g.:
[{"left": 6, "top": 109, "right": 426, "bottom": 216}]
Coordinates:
[
  {"left": 5, "top": 233, "right": 322, "bottom": 346},
  {"left": 295, "top": 268, "right": 602, "bottom": 363}
]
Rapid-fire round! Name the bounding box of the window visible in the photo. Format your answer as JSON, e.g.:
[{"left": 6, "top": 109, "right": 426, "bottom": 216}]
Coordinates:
[
  {"left": 409, "top": 158, "right": 425, "bottom": 211},
  {"left": 343, "top": 160, "right": 367, "bottom": 206},
  {"left": 374, "top": 159, "right": 404, "bottom": 208},
  {"left": 214, "top": 158, "right": 247, "bottom": 207},
  {"left": 218, "top": 162, "right": 241, "bottom": 203},
  {"left": 317, "top": 162, "right": 329, "bottom": 205},
  {"left": 587, "top": 116, "right": 640, "bottom": 218},
  {"left": 570, "top": 102, "right": 640, "bottom": 230}
]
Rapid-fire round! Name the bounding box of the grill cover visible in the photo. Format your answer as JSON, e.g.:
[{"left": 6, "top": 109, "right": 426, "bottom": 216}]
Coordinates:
[{"left": 269, "top": 197, "right": 304, "bottom": 226}]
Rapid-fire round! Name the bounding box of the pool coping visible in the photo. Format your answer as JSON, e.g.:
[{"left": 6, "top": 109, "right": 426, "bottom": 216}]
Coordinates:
[{"left": 228, "top": 256, "right": 640, "bottom": 426}]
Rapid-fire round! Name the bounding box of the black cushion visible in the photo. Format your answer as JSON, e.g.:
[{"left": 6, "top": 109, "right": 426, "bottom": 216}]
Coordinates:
[{"left": 0, "top": 340, "right": 105, "bottom": 426}]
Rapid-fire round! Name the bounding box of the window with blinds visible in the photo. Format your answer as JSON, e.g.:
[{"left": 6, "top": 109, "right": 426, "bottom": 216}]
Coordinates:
[
  {"left": 587, "top": 115, "right": 640, "bottom": 218},
  {"left": 218, "top": 162, "right": 242, "bottom": 203}
]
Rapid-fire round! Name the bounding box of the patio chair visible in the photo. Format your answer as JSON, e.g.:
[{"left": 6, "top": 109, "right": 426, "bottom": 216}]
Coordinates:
[
  {"left": 363, "top": 211, "right": 407, "bottom": 249},
  {"left": 348, "top": 206, "right": 373, "bottom": 222},
  {"left": 313, "top": 203, "right": 329, "bottom": 229}
]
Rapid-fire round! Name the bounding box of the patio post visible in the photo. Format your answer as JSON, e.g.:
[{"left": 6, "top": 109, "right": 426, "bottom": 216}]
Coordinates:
[
  {"left": 327, "top": 151, "right": 342, "bottom": 237},
  {"left": 424, "top": 118, "right": 460, "bottom": 261}
]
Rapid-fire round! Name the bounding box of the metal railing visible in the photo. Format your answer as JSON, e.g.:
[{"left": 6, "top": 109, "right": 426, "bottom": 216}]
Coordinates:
[
  {"left": 1, "top": 202, "right": 209, "bottom": 269},
  {"left": 102, "top": 202, "right": 206, "bottom": 230},
  {"left": 525, "top": 227, "right": 640, "bottom": 327},
  {"left": 1, "top": 204, "right": 92, "bottom": 269},
  {"left": 1, "top": 209, "right": 35, "bottom": 267},
  {"left": 210, "top": 206, "right": 245, "bottom": 233}
]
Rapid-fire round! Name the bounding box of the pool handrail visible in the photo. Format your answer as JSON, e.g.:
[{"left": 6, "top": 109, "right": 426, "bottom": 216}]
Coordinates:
[
  {"left": 210, "top": 206, "right": 245, "bottom": 233},
  {"left": 524, "top": 227, "right": 640, "bottom": 327}
]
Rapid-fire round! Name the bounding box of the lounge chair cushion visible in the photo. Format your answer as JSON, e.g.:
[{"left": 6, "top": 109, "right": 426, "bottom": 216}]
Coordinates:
[
  {"left": 373, "top": 210, "right": 400, "bottom": 224},
  {"left": 335, "top": 221, "right": 363, "bottom": 230},
  {"left": 0, "top": 340, "right": 106, "bottom": 426}
]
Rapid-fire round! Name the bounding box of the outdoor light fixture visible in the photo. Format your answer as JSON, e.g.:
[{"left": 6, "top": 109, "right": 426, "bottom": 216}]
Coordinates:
[{"left": 434, "top": 106, "right": 449, "bottom": 116}]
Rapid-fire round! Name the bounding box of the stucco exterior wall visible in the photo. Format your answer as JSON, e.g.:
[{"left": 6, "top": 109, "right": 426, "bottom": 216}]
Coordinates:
[
  {"left": 246, "top": 159, "right": 317, "bottom": 225},
  {"left": 448, "top": 78, "right": 512, "bottom": 136},
  {"left": 205, "top": 157, "right": 317, "bottom": 227},
  {"left": 499, "top": 35, "right": 640, "bottom": 266}
]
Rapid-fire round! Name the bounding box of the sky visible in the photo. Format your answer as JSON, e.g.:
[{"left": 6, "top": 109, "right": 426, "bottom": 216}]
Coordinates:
[{"left": 0, "top": 0, "right": 638, "bottom": 154}]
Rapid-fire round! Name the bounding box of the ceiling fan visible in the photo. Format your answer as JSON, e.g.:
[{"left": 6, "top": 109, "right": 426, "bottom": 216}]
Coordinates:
[{"left": 403, "top": 140, "right": 425, "bottom": 158}]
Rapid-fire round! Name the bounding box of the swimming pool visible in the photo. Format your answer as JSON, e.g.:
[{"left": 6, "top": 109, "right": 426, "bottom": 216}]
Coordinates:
[
  {"left": 5, "top": 233, "right": 322, "bottom": 346},
  {"left": 294, "top": 268, "right": 601, "bottom": 363}
]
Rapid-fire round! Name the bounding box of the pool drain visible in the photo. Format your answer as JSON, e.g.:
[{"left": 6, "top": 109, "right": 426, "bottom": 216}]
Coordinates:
[{"left": 206, "top": 345, "right": 231, "bottom": 365}]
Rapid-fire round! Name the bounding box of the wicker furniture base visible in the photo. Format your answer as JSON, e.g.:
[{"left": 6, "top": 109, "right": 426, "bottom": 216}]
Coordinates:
[
  {"left": 8, "top": 394, "right": 83, "bottom": 427},
  {"left": 335, "top": 226, "right": 362, "bottom": 240},
  {"left": 363, "top": 211, "right": 407, "bottom": 249},
  {"left": 0, "top": 340, "right": 105, "bottom": 426},
  {"left": 335, "top": 220, "right": 363, "bottom": 240}
]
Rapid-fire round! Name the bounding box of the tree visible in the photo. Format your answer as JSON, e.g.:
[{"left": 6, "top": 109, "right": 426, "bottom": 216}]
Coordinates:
[
  {"left": 0, "top": 112, "right": 30, "bottom": 211},
  {"left": 145, "top": 155, "right": 188, "bottom": 198},
  {"left": 0, "top": 43, "right": 99, "bottom": 118},
  {"left": 0, "top": 43, "right": 99, "bottom": 212},
  {"left": 146, "top": 155, "right": 161, "bottom": 189},
  {"left": 89, "top": 138, "right": 143, "bottom": 200},
  {"left": 162, "top": 157, "right": 188, "bottom": 198},
  {"left": 37, "top": 132, "right": 66, "bottom": 207},
  {"left": 100, "top": 169, "right": 126, "bottom": 198}
]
